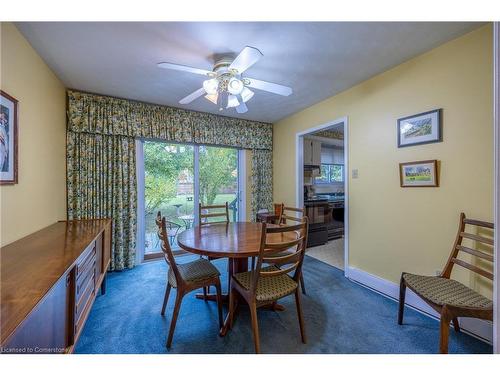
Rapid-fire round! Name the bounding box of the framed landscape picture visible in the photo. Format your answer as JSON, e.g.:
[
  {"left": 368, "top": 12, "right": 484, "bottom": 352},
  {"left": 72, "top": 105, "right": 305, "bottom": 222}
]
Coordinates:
[
  {"left": 397, "top": 108, "right": 442, "bottom": 147},
  {"left": 0, "top": 90, "right": 18, "bottom": 185},
  {"left": 399, "top": 160, "right": 438, "bottom": 187}
]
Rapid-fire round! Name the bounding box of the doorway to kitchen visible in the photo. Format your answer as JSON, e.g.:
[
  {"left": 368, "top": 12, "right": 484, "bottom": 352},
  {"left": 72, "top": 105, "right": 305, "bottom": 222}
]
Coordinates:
[
  {"left": 296, "top": 117, "right": 348, "bottom": 274},
  {"left": 136, "top": 140, "right": 245, "bottom": 262}
]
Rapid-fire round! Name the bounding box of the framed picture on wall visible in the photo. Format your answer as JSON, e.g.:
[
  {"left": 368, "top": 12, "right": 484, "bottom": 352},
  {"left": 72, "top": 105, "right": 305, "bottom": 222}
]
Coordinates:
[
  {"left": 0, "top": 90, "right": 18, "bottom": 185},
  {"left": 399, "top": 160, "right": 439, "bottom": 187},
  {"left": 397, "top": 109, "right": 442, "bottom": 147}
]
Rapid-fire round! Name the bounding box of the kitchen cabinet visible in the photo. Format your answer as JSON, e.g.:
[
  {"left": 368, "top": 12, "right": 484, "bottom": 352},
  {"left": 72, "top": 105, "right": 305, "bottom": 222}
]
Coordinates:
[{"left": 303, "top": 139, "right": 321, "bottom": 166}]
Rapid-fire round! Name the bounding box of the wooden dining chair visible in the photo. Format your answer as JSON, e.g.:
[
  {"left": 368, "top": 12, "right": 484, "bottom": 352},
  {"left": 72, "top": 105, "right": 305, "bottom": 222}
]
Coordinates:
[
  {"left": 198, "top": 202, "right": 230, "bottom": 226},
  {"left": 227, "top": 218, "right": 309, "bottom": 353},
  {"left": 198, "top": 202, "right": 231, "bottom": 294},
  {"left": 279, "top": 205, "right": 305, "bottom": 226},
  {"left": 275, "top": 204, "right": 307, "bottom": 295},
  {"left": 398, "top": 212, "right": 494, "bottom": 354},
  {"left": 156, "top": 212, "right": 223, "bottom": 348}
]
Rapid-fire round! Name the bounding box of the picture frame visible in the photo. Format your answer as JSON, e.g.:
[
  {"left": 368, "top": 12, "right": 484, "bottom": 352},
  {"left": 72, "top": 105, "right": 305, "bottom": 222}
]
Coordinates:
[
  {"left": 0, "top": 90, "right": 19, "bottom": 185},
  {"left": 399, "top": 160, "right": 439, "bottom": 188},
  {"left": 397, "top": 108, "right": 442, "bottom": 148}
]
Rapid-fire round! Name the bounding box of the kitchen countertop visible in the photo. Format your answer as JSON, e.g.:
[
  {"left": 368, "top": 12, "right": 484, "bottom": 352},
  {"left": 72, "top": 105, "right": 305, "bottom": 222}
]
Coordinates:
[{"left": 305, "top": 194, "right": 344, "bottom": 204}]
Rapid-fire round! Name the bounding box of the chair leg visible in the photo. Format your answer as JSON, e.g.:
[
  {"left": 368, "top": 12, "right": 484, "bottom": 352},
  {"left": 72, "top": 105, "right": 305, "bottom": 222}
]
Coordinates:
[
  {"left": 300, "top": 273, "right": 306, "bottom": 295},
  {"left": 398, "top": 274, "right": 406, "bottom": 325},
  {"left": 452, "top": 318, "right": 460, "bottom": 333},
  {"left": 161, "top": 283, "right": 171, "bottom": 316},
  {"left": 214, "top": 280, "right": 223, "bottom": 329},
  {"left": 228, "top": 287, "right": 236, "bottom": 329},
  {"left": 294, "top": 289, "right": 306, "bottom": 344},
  {"left": 251, "top": 257, "right": 255, "bottom": 270},
  {"left": 439, "top": 306, "right": 451, "bottom": 354},
  {"left": 166, "top": 291, "right": 184, "bottom": 348},
  {"left": 227, "top": 259, "right": 233, "bottom": 293},
  {"left": 203, "top": 286, "right": 208, "bottom": 301},
  {"left": 249, "top": 302, "right": 261, "bottom": 354}
]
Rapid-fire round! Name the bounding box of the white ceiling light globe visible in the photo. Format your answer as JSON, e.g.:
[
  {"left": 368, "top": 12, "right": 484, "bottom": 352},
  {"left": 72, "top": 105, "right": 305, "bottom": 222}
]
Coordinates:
[
  {"left": 203, "top": 78, "right": 219, "bottom": 95},
  {"left": 227, "top": 77, "right": 244, "bottom": 95}
]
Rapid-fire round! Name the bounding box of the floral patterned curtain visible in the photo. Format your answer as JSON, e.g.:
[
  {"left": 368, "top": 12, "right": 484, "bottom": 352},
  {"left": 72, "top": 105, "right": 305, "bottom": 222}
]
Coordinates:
[
  {"left": 67, "top": 132, "right": 137, "bottom": 270},
  {"left": 67, "top": 90, "right": 273, "bottom": 270},
  {"left": 251, "top": 149, "right": 273, "bottom": 219}
]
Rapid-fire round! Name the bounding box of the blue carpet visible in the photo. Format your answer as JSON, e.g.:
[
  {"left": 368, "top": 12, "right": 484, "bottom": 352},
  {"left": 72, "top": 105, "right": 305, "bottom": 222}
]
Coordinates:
[{"left": 75, "top": 256, "right": 492, "bottom": 354}]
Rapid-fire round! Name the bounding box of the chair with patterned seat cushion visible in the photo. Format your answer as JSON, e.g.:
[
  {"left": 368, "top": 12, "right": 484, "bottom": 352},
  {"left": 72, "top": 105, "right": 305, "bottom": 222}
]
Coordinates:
[
  {"left": 398, "top": 212, "right": 494, "bottom": 353},
  {"left": 251, "top": 204, "right": 308, "bottom": 294},
  {"left": 156, "top": 212, "right": 223, "bottom": 348},
  {"left": 227, "top": 218, "right": 309, "bottom": 353}
]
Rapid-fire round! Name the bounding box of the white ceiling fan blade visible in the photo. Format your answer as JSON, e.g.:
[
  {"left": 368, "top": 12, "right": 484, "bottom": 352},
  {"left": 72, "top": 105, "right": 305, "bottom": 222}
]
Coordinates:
[
  {"left": 157, "top": 62, "right": 212, "bottom": 76},
  {"left": 229, "top": 46, "right": 263, "bottom": 73},
  {"left": 236, "top": 102, "right": 248, "bottom": 114},
  {"left": 246, "top": 78, "right": 292, "bottom": 96},
  {"left": 179, "top": 87, "right": 206, "bottom": 104}
]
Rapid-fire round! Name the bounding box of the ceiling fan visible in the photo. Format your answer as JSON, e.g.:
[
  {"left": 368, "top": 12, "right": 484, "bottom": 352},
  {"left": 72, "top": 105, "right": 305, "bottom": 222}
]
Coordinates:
[{"left": 157, "top": 46, "right": 293, "bottom": 114}]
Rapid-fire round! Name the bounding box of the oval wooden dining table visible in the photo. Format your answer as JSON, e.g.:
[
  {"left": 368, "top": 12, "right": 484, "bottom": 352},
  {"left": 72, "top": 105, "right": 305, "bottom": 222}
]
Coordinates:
[{"left": 176, "top": 221, "right": 298, "bottom": 336}]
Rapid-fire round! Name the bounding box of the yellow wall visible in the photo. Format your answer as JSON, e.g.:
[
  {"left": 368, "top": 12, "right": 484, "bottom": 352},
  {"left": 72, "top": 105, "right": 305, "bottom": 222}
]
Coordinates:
[
  {"left": 0, "top": 23, "right": 67, "bottom": 246},
  {"left": 273, "top": 25, "right": 493, "bottom": 295}
]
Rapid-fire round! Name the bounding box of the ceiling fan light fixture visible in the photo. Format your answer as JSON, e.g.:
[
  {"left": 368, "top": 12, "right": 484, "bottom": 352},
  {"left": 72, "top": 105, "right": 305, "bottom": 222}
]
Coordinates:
[
  {"left": 203, "top": 78, "right": 219, "bottom": 95},
  {"left": 241, "top": 87, "right": 254, "bottom": 103},
  {"left": 227, "top": 77, "right": 244, "bottom": 95},
  {"left": 227, "top": 94, "right": 240, "bottom": 108}
]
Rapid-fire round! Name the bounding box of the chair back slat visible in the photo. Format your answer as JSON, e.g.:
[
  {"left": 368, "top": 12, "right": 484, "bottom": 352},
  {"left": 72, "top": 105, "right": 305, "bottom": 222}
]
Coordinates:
[
  {"left": 260, "top": 262, "right": 300, "bottom": 277},
  {"left": 463, "top": 218, "right": 494, "bottom": 229},
  {"left": 266, "top": 222, "right": 304, "bottom": 233},
  {"left": 441, "top": 212, "right": 494, "bottom": 280},
  {"left": 248, "top": 218, "right": 309, "bottom": 294},
  {"left": 456, "top": 245, "right": 494, "bottom": 262},
  {"left": 451, "top": 258, "right": 494, "bottom": 280},
  {"left": 199, "top": 202, "right": 230, "bottom": 226},
  {"left": 263, "top": 250, "right": 302, "bottom": 266},
  {"left": 460, "top": 232, "right": 493, "bottom": 246},
  {"left": 279, "top": 205, "right": 305, "bottom": 225}
]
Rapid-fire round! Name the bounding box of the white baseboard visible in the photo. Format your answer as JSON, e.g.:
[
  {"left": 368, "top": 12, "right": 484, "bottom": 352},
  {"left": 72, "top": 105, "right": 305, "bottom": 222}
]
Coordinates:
[{"left": 347, "top": 267, "right": 493, "bottom": 344}]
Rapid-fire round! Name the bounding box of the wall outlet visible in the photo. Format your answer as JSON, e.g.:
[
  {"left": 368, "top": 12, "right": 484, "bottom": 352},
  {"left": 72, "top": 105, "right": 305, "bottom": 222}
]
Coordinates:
[{"left": 352, "top": 169, "right": 359, "bottom": 179}]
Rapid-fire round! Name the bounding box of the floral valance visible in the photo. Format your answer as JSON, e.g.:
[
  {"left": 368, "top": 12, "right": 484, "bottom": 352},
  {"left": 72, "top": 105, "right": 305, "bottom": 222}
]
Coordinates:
[{"left": 67, "top": 90, "right": 273, "bottom": 151}]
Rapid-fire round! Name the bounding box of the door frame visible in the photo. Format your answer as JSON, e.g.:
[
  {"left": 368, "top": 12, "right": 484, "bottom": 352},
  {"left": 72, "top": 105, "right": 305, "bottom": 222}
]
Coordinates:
[
  {"left": 493, "top": 21, "right": 499, "bottom": 354},
  {"left": 295, "top": 116, "right": 349, "bottom": 277}
]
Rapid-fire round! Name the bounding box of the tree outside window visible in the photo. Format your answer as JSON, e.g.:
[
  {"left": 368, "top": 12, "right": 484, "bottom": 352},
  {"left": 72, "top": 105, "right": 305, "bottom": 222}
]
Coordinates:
[{"left": 314, "top": 163, "right": 344, "bottom": 184}]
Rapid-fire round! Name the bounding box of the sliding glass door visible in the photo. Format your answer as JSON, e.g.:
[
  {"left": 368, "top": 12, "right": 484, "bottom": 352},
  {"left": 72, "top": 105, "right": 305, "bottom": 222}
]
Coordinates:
[
  {"left": 199, "top": 145, "right": 239, "bottom": 222},
  {"left": 144, "top": 142, "right": 194, "bottom": 256},
  {"left": 140, "top": 140, "right": 241, "bottom": 259}
]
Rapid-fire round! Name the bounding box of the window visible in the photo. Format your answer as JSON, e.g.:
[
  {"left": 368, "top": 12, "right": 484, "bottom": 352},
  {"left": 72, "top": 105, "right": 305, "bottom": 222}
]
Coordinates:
[{"left": 315, "top": 163, "right": 344, "bottom": 184}]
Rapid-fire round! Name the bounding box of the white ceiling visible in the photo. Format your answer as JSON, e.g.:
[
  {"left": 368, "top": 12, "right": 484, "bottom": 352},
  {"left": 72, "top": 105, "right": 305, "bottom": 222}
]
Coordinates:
[{"left": 16, "top": 22, "right": 483, "bottom": 123}]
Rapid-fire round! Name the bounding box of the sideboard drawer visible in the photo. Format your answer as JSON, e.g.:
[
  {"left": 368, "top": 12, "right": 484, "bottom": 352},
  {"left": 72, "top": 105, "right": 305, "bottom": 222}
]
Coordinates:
[
  {"left": 76, "top": 244, "right": 96, "bottom": 279},
  {"left": 75, "top": 270, "right": 95, "bottom": 325}
]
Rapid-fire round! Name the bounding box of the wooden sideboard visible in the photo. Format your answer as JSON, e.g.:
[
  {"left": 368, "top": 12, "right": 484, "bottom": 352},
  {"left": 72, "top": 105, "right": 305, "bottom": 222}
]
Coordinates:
[{"left": 0, "top": 219, "right": 112, "bottom": 353}]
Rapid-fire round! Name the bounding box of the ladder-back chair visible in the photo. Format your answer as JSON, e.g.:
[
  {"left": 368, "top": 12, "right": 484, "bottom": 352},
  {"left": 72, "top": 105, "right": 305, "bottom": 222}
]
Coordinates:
[
  {"left": 277, "top": 204, "right": 307, "bottom": 294},
  {"left": 198, "top": 202, "right": 230, "bottom": 226},
  {"left": 227, "top": 218, "right": 309, "bottom": 353},
  {"left": 156, "top": 212, "right": 223, "bottom": 348},
  {"left": 398, "top": 212, "right": 494, "bottom": 353}
]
